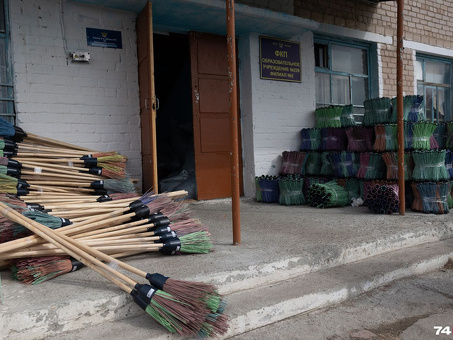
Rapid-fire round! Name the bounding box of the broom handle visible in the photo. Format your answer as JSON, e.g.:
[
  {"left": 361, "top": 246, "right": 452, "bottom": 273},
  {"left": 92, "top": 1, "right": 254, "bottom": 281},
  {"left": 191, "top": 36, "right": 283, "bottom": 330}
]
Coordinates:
[
  {"left": 0, "top": 206, "right": 130, "bottom": 253},
  {"left": 18, "top": 143, "right": 93, "bottom": 156},
  {"left": 16, "top": 158, "right": 86, "bottom": 169},
  {"left": 0, "top": 191, "right": 187, "bottom": 254},
  {"left": 2, "top": 243, "right": 161, "bottom": 259},
  {"left": 24, "top": 133, "right": 95, "bottom": 152},
  {"left": 73, "top": 218, "right": 152, "bottom": 239},
  {"left": 23, "top": 236, "right": 162, "bottom": 252},
  {"left": 0, "top": 203, "right": 135, "bottom": 291},
  {"left": 0, "top": 202, "right": 138, "bottom": 289},
  {"left": 21, "top": 170, "right": 101, "bottom": 181},
  {"left": 76, "top": 223, "right": 154, "bottom": 240},
  {"left": 15, "top": 151, "right": 86, "bottom": 159},
  {"left": 25, "top": 180, "right": 97, "bottom": 187}
]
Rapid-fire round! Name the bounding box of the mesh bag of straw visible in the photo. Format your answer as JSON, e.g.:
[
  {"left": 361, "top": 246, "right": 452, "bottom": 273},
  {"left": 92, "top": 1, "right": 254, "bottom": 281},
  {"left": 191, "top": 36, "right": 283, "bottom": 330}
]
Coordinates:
[
  {"left": 411, "top": 181, "right": 449, "bottom": 214},
  {"left": 306, "top": 180, "right": 349, "bottom": 208},
  {"left": 363, "top": 97, "right": 391, "bottom": 126},
  {"left": 365, "top": 182, "right": 399, "bottom": 214},
  {"left": 389, "top": 95, "right": 426, "bottom": 122},
  {"left": 315, "top": 106, "right": 343, "bottom": 128},
  {"left": 300, "top": 128, "right": 321, "bottom": 151},
  {"left": 412, "top": 150, "right": 449, "bottom": 181},
  {"left": 278, "top": 175, "right": 305, "bottom": 206}
]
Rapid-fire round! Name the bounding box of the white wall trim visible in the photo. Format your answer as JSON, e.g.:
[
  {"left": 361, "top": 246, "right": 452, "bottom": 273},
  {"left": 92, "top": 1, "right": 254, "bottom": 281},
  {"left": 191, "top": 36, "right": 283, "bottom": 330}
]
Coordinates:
[
  {"left": 316, "top": 23, "right": 393, "bottom": 45},
  {"left": 404, "top": 40, "right": 453, "bottom": 58}
]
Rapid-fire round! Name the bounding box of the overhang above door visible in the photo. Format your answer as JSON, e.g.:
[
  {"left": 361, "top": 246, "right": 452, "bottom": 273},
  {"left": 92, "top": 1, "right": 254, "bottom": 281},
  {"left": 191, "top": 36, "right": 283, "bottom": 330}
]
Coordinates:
[{"left": 69, "top": 0, "right": 318, "bottom": 39}]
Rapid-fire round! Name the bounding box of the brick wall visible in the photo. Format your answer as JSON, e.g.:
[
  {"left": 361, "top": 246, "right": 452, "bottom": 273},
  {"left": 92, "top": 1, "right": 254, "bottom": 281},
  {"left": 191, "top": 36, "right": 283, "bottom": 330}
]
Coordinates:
[
  {"left": 10, "top": 0, "right": 142, "bottom": 182},
  {"left": 293, "top": 0, "right": 453, "bottom": 96}
]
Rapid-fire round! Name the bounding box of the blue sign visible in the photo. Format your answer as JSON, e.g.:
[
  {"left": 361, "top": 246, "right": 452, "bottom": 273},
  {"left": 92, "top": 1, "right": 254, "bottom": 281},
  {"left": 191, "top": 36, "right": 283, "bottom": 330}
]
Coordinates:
[
  {"left": 260, "top": 36, "right": 301, "bottom": 82},
  {"left": 86, "top": 28, "right": 122, "bottom": 49}
]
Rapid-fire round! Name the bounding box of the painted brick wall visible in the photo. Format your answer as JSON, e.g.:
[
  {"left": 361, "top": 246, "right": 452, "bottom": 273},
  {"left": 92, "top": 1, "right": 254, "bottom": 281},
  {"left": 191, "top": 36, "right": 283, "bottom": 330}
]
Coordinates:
[
  {"left": 293, "top": 0, "right": 453, "bottom": 96},
  {"left": 9, "top": 0, "right": 142, "bottom": 182},
  {"left": 239, "top": 32, "right": 316, "bottom": 196}
]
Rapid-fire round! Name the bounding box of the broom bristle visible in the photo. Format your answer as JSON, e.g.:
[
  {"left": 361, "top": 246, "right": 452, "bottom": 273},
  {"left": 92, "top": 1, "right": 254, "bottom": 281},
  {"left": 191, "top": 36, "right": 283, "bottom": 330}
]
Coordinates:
[
  {"left": 169, "top": 219, "right": 209, "bottom": 236},
  {"left": 0, "top": 117, "right": 15, "bottom": 137},
  {"left": 13, "top": 256, "right": 73, "bottom": 284},
  {"left": 138, "top": 287, "right": 209, "bottom": 336},
  {"left": 103, "top": 178, "right": 136, "bottom": 193},
  {"left": 179, "top": 231, "right": 213, "bottom": 254}
]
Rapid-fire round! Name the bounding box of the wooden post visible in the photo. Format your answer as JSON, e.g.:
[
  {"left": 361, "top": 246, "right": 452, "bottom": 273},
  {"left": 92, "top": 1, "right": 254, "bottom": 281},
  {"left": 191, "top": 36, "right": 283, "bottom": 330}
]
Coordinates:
[
  {"left": 397, "top": 0, "right": 405, "bottom": 214},
  {"left": 226, "top": 0, "right": 241, "bottom": 244}
]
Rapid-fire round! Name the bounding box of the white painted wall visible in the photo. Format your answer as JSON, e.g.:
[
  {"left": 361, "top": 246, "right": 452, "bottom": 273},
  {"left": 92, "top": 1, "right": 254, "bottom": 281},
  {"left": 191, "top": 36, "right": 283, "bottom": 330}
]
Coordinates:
[
  {"left": 239, "top": 32, "right": 316, "bottom": 197},
  {"left": 9, "top": 0, "right": 142, "bottom": 183}
]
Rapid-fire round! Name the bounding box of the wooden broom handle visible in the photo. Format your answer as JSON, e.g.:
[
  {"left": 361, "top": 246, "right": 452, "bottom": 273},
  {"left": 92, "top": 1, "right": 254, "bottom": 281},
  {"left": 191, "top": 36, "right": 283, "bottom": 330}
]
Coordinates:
[{"left": 0, "top": 202, "right": 137, "bottom": 289}]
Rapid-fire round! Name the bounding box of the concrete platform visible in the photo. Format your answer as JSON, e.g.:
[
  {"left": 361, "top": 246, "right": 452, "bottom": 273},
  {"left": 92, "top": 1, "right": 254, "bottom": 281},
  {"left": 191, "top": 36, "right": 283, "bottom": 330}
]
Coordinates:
[{"left": 1, "top": 198, "right": 453, "bottom": 339}]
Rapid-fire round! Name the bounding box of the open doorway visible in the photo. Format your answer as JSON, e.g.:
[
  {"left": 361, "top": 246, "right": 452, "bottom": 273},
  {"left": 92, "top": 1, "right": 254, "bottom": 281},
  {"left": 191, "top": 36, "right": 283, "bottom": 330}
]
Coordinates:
[{"left": 153, "top": 32, "right": 197, "bottom": 199}]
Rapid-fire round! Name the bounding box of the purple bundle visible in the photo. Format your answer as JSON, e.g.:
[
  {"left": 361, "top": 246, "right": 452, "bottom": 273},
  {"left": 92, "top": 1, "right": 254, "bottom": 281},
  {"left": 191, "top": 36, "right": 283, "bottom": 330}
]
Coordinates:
[
  {"left": 345, "top": 127, "right": 375, "bottom": 152},
  {"left": 321, "top": 128, "right": 347, "bottom": 151},
  {"left": 280, "top": 151, "right": 307, "bottom": 175}
]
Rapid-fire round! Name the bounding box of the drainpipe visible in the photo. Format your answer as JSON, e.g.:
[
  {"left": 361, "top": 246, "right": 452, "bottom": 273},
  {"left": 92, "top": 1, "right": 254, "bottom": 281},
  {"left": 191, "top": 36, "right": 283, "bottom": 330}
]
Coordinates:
[
  {"left": 226, "top": 0, "right": 241, "bottom": 244},
  {"left": 397, "top": 0, "right": 405, "bottom": 214}
]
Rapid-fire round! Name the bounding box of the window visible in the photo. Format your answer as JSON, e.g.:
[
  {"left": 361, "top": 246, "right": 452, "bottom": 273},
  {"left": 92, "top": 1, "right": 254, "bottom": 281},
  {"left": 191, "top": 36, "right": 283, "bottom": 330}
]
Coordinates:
[
  {"left": 0, "top": 0, "right": 14, "bottom": 124},
  {"left": 416, "top": 55, "right": 452, "bottom": 122},
  {"left": 314, "top": 37, "right": 371, "bottom": 123}
]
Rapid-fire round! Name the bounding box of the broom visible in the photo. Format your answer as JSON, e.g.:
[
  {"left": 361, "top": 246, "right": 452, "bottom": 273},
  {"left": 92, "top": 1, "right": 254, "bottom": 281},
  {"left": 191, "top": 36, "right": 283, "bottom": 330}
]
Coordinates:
[
  {"left": 0, "top": 202, "right": 226, "bottom": 337},
  {"left": 0, "top": 191, "right": 192, "bottom": 254}
]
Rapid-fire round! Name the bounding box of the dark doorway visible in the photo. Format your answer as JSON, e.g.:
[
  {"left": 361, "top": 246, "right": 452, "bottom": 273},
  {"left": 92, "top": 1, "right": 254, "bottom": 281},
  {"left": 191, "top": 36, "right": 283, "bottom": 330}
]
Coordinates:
[{"left": 153, "top": 33, "right": 196, "bottom": 198}]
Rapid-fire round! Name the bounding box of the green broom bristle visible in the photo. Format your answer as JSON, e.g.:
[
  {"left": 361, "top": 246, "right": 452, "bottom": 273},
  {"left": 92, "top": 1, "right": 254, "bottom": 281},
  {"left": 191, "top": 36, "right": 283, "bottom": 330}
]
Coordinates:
[{"left": 179, "top": 231, "right": 213, "bottom": 254}]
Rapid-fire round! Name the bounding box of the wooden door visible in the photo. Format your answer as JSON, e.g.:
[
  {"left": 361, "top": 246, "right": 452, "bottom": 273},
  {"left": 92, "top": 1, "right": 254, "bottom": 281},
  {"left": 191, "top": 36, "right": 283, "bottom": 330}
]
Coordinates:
[
  {"left": 190, "top": 32, "right": 242, "bottom": 200},
  {"left": 137, "top": 2, "right": 158, "bottom": 193}
]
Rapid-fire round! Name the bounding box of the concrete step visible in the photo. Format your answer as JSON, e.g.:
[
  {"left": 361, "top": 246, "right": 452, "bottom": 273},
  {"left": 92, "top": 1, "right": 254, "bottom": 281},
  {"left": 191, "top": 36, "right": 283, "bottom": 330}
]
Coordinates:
[
  {"left": 1, "top": 201, "right": 453, "bottom": 339},
  {"left": 6, "top": 238, "right": 453, "bottom": 340}
]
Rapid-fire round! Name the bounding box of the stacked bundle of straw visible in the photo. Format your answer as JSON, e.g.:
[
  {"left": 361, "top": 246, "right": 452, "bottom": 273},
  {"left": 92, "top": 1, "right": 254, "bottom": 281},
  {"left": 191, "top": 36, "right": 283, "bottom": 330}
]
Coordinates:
[
  {"left": 257, "top": 176, "right": 280, "bottom": 203},
  {"left": 327, "top": 151, "right": 359, "bottom": 178},
  {"left": 389, "top": 95, "right": 426, "bottom": 123},
  {"left": 411, "top": 181, "right": 449, "bottom": 214},
  {"left": 381, "top": 152, "right": 414, "bottom": 180},
  {"left": 446, "top": 150, "right": 453, "bottom": 179},
  {"left": 315, "top": 106, "right": 343, "bottom": 128},
  {"left": 412, "top": 122, "right": 438, "bottom": 150},
  {"left": 363, "top": 97, "right": 391, "bottom": 126},
  {"left": 304, "top": 152, "right": 322, "bottom": 176},
  {"left": 373, "top": 124, "right": 398, "bottom": 151},
  {"left": 321, "top": 128, "right": 347, "bottom": 151},
  {"left": 447, "top": 122, "right": 453, "bottom": 150},
  {"left": 302, "top": 177, "right": 329, "bottom": 197},
  {"left": 357, "top": 153, "right": 386, "bottom": 180},
  {"left": 433, "top": 123, "right": 447, "bottom": 150},
  {"left": 345, "top": 126, "right": 375, "bottom": 152},
  {"left": 280, "top": 151, "right": 307, "bottom": 175},
  {"left": 365, "top": 182, "right": 399, "bottom": 214},
  {"left": 278, "top": 175, "right": 305, "bottom": 206},
  {"left": 306, "top": 181, "right": 349, "bottom": 208},
  {"left": 412, "top": 150, "right": 449, "bottom": 181},
  {"left": 300, "top": 128, "right": 321, "bottom": 151},
  {"left": 320, "top": 152, "right": 334, "bottom": 176},
  {"left": 345, "top": 178, "right": 363, "bottom": 202},
  {"left": 341, "top": 105, "right": 356, "bottom": 127}
]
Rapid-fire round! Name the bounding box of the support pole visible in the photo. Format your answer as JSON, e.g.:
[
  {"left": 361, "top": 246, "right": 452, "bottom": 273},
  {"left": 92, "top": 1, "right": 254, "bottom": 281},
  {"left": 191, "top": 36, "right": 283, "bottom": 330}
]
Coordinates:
[
  {"left": 397, "top": 0, "right": 405, "bottom": 214},
  {"left": 226, "top": 0, "right": 241, "bottom": 244}
]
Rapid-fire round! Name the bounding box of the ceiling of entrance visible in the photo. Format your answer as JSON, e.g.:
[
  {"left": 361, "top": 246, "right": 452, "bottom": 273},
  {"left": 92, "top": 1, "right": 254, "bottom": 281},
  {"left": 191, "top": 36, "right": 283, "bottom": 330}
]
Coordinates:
[{"left": 69, "top": 0, "right": 318, "bottom": 39}]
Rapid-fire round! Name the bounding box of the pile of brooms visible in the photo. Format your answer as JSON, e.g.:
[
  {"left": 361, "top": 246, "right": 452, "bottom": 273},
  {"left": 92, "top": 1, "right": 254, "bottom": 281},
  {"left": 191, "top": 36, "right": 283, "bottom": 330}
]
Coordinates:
[{"left": 0, "top": 118, "right": 229, "bottom": 338}]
